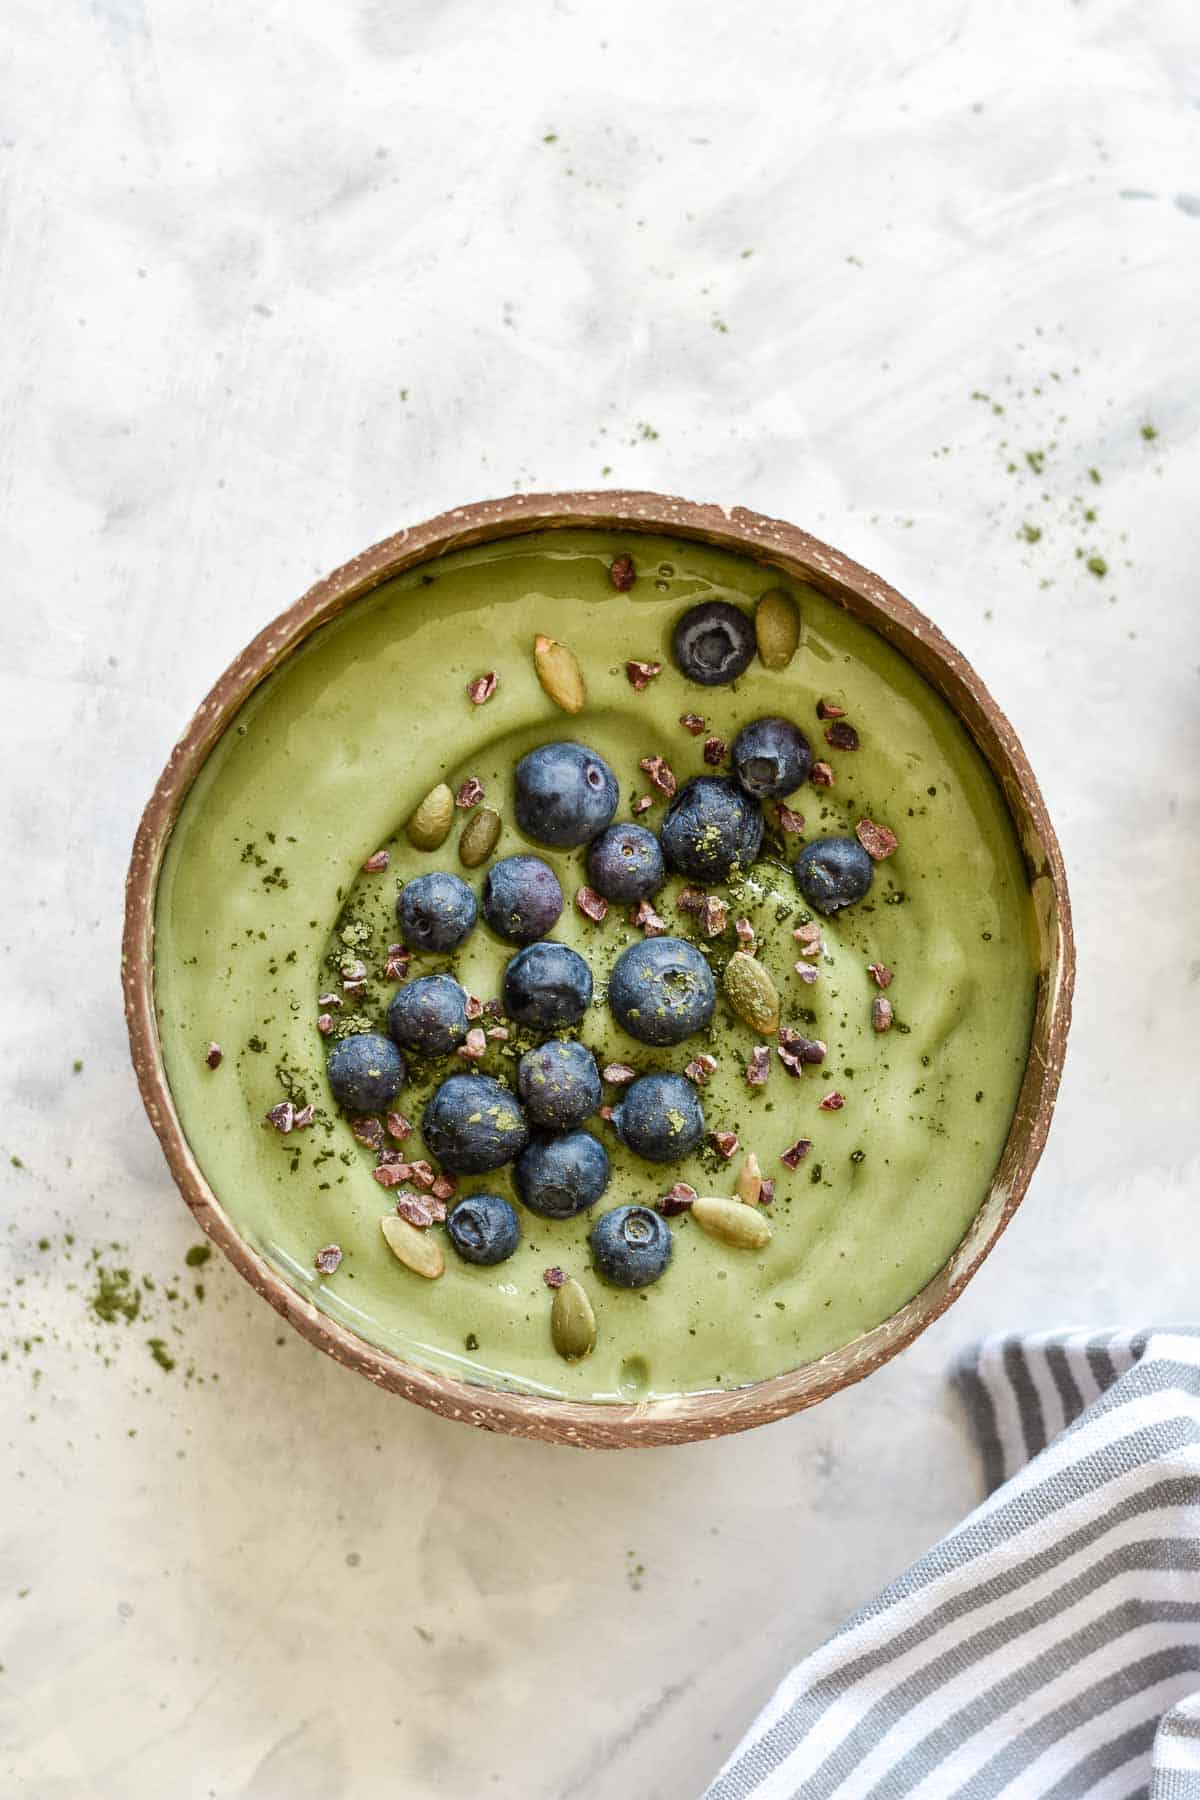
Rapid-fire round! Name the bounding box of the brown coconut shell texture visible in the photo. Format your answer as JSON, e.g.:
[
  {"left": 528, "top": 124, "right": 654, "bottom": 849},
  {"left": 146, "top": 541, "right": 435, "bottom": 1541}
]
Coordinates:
[{"left": 123, "top": 492, "right": 1074, "bottom": 1449}]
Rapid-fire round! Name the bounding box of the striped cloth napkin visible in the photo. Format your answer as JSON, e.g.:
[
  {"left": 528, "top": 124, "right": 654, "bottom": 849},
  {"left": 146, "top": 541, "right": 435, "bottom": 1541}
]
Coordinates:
[{"left": 704, "top": 1329, "right": 1200, "bottom": 1800}]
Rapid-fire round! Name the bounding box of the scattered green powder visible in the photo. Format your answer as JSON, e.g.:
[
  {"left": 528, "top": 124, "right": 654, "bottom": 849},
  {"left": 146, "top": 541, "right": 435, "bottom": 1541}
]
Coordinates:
[
  {"left": 184, "top": 1244, "right": 212, "bottom": 1268},
  {"left": 90, "top": 1267, "right": 142, "bottom": 1325},
  {"left": 1086, "top": 556, "right": 1108, "bottom": 578},
  {"left": 10, "top": 1156, "right": 23, "bottom": 1169},
  {"left": 147, "top": 1338, "right": 176, "bottom": 1372},
  {"left": 72, "top": 1060, "right": 83, "bottom": 1073},
  {"left": 1020, "top": 524, "right": 1042, "bottom": 543},
  {"left": 1140, "top": 423, "right": 1157, "bottom": 440}
]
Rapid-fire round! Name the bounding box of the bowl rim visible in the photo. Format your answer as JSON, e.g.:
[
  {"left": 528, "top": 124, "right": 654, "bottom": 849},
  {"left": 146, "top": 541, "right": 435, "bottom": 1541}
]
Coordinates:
[{"left": 122, "top": 489, "right": 1074, "bottom": 1448}]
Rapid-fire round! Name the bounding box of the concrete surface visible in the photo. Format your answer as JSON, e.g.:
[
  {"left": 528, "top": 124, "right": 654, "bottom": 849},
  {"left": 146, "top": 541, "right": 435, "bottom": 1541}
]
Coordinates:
[{"left": 1, "top": 1, "right": 1197, "bottom": 1795}]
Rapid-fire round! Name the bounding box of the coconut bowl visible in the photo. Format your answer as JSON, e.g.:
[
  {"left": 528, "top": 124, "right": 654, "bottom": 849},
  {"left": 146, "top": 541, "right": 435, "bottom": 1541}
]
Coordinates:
[{"left": 122, "top": 491, "right": 1073, "bottom": 1448}]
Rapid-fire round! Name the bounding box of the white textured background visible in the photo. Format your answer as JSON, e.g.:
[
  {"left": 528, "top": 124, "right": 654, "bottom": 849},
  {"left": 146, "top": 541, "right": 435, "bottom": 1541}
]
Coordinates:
[{"left": 2, "top": 3, "right": 1198, "bottom": 1796}]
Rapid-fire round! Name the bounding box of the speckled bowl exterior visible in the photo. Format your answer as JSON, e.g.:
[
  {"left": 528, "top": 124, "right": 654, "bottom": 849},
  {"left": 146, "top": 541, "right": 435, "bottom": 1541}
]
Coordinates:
[{"left": 122, "top": 492, "right": 1074, "bottom": 1448}]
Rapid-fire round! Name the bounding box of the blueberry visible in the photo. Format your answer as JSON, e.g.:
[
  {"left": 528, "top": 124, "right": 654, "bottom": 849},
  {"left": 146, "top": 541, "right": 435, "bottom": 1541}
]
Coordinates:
[
  {"left": 325, "top": 1032, "right": 405, "bottom": 1111},
  {"left": 516, "top": 1038, "right": 602, "bottom": 1131},
  {"left": 660, "top": 776, "right": 764, "bottom": 883},
  {"left": 387, "top": 974, "right": 470, "bottom": 1056},
  {"left": 672, "top": 600, "right": 756, "bottom": 685},
  {"left": 502, "top": 941, "right": 593, "bottom": 1030},
  {"left": 446, "top": 1192, "right": 521, "bottom": 1266},
  {"left": 793, "top": 836, "right": 875, "bottom": 914},
  {"left": 731, "top": 716, "right": 813, "bottom": 799},
  {"left": 586, "top": 823, "right": 665, "bottom": 904},
  {"left": 421, "top": 1074, "right": 530, "bottom": 1173},
  {"left": 514, "top": 741, "right": 619, "bottom": 847},
  {"left": 481, "top": 854, "right": 564, "bottom": 944},
  {"left": 608, "top": 937, "right": 716, "bottom": 1046},
  {"left": 590, "top": 1204, "right": 674, "bottom": 1288},
  {"left": 515, "top": 1130, "right": 610, "bottom": 1219},
  {"left": 611, "top": 1072, "right": 705, "bottom": 1163},
  {"left": 395, "top": 871, "right": 477, "bottom": 953}
]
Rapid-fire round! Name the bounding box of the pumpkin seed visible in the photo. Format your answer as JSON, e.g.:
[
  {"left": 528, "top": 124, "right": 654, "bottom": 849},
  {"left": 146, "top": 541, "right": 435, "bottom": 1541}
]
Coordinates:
[
  {"left": 380, "top": 1213, "right": 445, "bottom": 1279},
  {"left": 406, "top": 782, "right": 455, "bottom": 851},
  {"left": 692, "top": 1196, "right": 773, "bottom": 1249},
  {"left": 459, "top": 806, "right": 501, "bottom": 868},
  {"left": 723, "top": 952, "right": 781, "bottom": 1035},
  {"left": 735, "top": 1151, "right": 763, "bottom": 1206},
  {"left": 534, "top": 634, "right": 586, "bottom": 713},
  {"left": 755, "top": 588, "right": 801, "bottom": 670},
  {"left": 551, "top": 1277, "right": 597, "bottom": 1360}
]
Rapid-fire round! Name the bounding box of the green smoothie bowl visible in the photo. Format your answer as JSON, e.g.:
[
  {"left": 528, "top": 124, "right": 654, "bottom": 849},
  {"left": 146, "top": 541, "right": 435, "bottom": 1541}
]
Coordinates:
[{"left": 123, "top": 492, "right": 1073, "bottom": 1448}]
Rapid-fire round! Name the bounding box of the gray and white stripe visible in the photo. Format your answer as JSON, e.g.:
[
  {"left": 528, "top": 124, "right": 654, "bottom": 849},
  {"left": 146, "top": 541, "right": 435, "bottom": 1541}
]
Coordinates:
[{"left": 704, "top": 1329, "right": 1200, "bottom": 1800}]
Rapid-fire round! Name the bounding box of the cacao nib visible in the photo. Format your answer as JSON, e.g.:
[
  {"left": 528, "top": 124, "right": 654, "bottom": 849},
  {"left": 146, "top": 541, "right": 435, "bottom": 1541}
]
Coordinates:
[
  {"left": 699, "top": 895, "right": 728, "bottom": 937},
  {"left": 639, "top": 755, "right": 677, "bottom": 797},
  {"left": 575, "top": 885, "right": 609, "bottom": 923},
  {"left": 352, "top": 1116, "right": 385, "bottom": 1151},
  {"left": 632, "top": 899, "right": 667, "bottom": 936},
  {"left": 609, "top": 554, "right": 636, "bottom": 592},
  {"left": 658, "top": 1182, "right": 698, "bottom": 1217},
  {"left": 625, "top": 660, "right": 662, "bottom": 691},
  {"left": 856, "top": 818, "right": 899, "bottom": 860}
]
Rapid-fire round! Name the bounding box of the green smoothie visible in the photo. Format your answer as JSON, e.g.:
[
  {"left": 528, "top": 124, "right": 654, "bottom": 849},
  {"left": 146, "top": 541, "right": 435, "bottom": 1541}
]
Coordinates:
[{"left": 154, "top": 530, "right": 1037, "bottom": 1401}]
